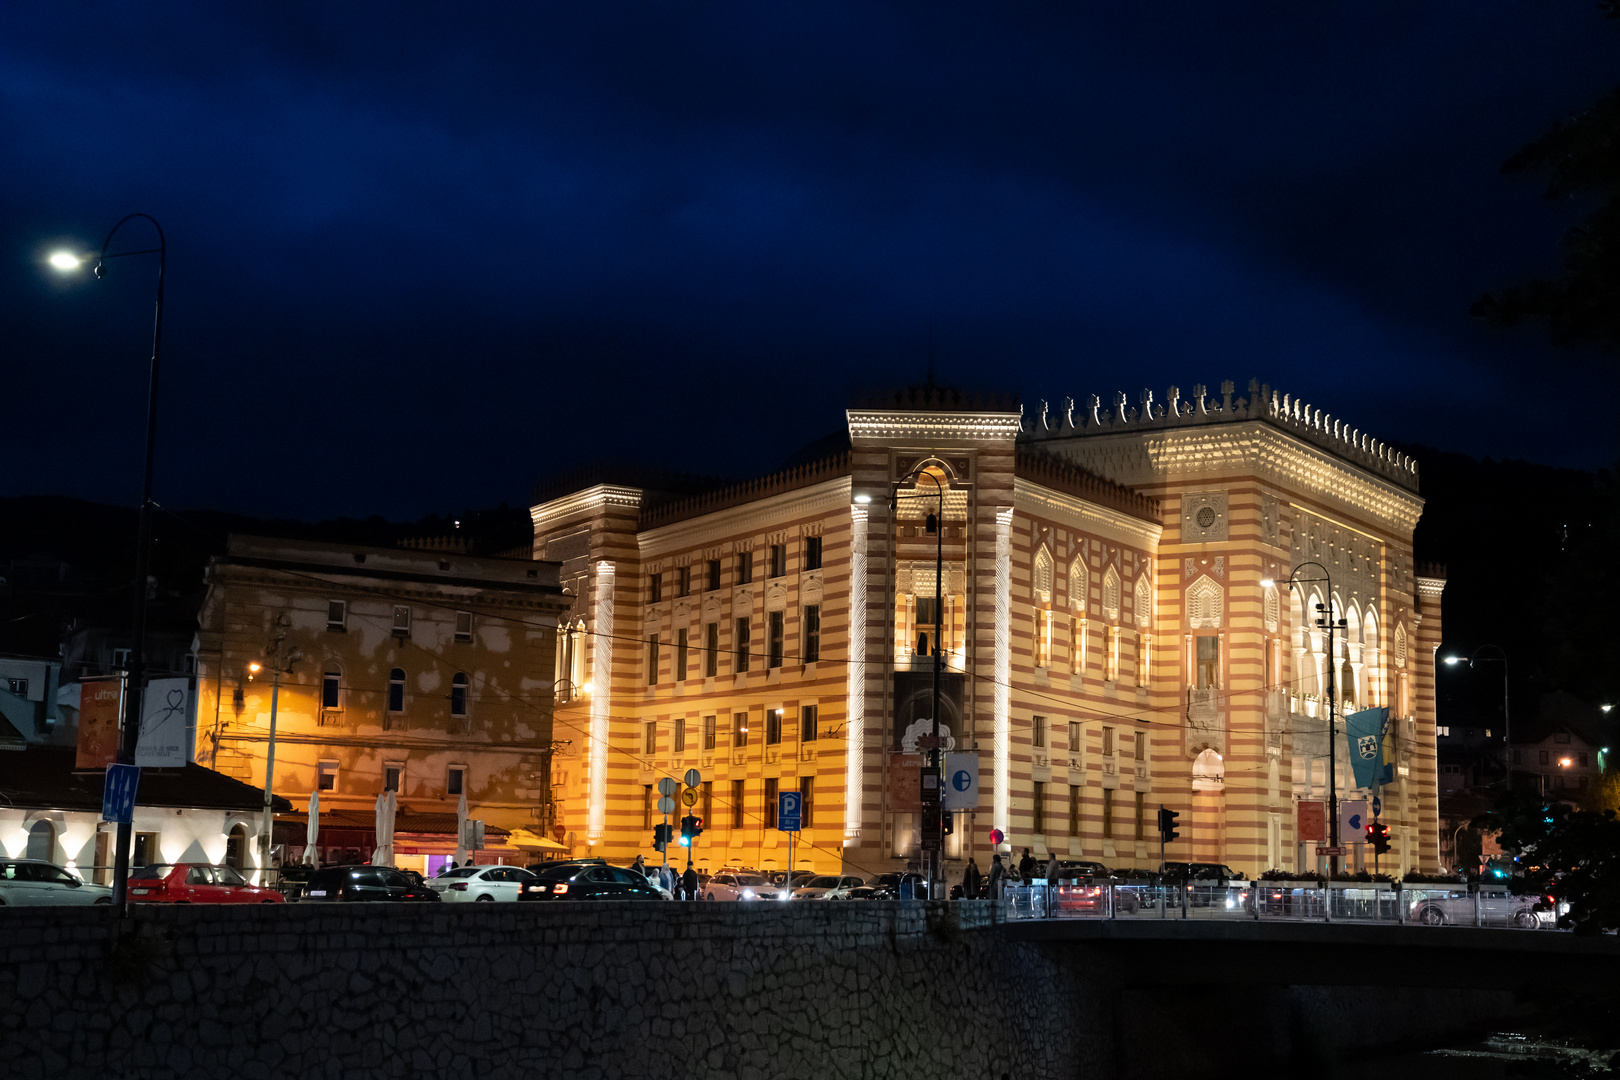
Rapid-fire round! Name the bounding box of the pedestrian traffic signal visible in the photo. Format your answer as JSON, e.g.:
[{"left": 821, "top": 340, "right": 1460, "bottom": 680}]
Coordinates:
[
  {"left": 653, "top": 823, "right": 671, "bottom": 852},
  {"left": 1157, "top": 807, "right": 1180, "bottom": 844}
]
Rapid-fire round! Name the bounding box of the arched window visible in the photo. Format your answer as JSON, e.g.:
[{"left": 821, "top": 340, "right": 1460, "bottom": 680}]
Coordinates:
[
  {"left": 1101, "top": 566, "right": 1121, "bottom": 621},
  {"left": 388, "top": 668, "right": 406, "bottom": 713},
  {"left": 1393, "top": 624, "right": 1408, "bottom": 668},
  {"left": 1192, "top": 748, "right": 1225, "bottom": 791},
  {"left": 225, "top": 824, "right": 247, "bottom": 870},
  {"left": 450, "top": 673, "right": 469, "bottom": 718},
  {"left": 1263, "top": 585, "right": 1280, "bottom": 633},
  {"left": 322, "top": 668, "right": 342, "bottom": 711},
  {"left": 1069, "top": 558, "right": 1088, "bottom": 612},
  {"left": 1033, "top": 546, "right": 1054, "bottom": 603},
  {"left": 1134, "top": 576, "right": 1152, "bottom": 628},
  {"left": 1186, "top": 577, "right": 1224, "bottom": 629},
  {"left": 25, "top": 820, "right": 54, "bottom": 862}
]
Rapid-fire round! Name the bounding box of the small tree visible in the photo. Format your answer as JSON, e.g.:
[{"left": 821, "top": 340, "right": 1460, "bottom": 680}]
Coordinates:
[{"left": 1478, "top": 786, "right": 1620, "bottom": 935}]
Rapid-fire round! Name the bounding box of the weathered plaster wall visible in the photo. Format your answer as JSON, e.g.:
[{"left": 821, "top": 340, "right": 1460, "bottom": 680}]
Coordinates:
[{"left": 0, "top": 902, "right": 1512, "bottom": 1080}]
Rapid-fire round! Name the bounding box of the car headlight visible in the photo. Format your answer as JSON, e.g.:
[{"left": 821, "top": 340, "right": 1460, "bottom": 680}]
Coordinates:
[{"left": 742, "top": 889, "right": 755, "bottom": 899}]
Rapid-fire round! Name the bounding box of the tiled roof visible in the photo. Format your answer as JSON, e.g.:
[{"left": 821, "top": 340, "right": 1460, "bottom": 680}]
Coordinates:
[{"left": 0, "top": 746, "right": 290, "bottom": 813}]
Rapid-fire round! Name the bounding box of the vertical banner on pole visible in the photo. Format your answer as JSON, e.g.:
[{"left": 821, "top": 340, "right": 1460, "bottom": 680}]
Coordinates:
[{"left": 76, "top": 676, "right": 124, "bottom": 770}]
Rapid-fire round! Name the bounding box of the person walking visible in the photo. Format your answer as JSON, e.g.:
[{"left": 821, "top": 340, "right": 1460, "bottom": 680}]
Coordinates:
[
  {"left": 1044, "top": 853, "right": 1060, "bottom": 917},
  {"left": 986, "top": 853, "right": 1005, "bottom": 902},
  {"left": 1018, "top": 847, "right": 1036, "bottom": 885},
  {"left": 682, "top": 864, "right": 700, "bottom": 901},
  {"left": 631, "top": 854, "right": 646, "bottom": 878},
  {"left": 960, "top": 857, "right": 982, "bottom": 900}
]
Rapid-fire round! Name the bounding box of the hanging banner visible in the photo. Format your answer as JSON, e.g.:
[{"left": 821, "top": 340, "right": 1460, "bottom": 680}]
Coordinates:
[
  {"left": 1345, "top": 706, "right": 1391, "bottom": 789},
  {"left": 135, "top": 677, "right": 194, "bottom": 768},
  {"left": 1339, "top": 799, "right": 1370, "bottom": 842},
  {"left": 941, "top": 752, "right": 979, "bottom": 811},
  {"left": 75, "top": 676, "right": 124, "bottom": 770},
  {"left": 887, "top": 753, "right": 922, "bottom": 811}
]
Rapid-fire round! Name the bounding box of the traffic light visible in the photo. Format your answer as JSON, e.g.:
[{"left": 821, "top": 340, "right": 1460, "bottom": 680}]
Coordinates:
[
  {"left": 1157, "top": 807, "right": 1180, "bottom": 844},
  {"left": 942, "top": 811, "right": 954, "bottom": 836},
  {"left": 652, "top": 823, "right": 670, "bottom": 852},
  {"left": 1367, "top": 821, "right": 1391, "bottom": 856},
  {"left": 680, "top": 814, "right": 703, "bottom": 846}
]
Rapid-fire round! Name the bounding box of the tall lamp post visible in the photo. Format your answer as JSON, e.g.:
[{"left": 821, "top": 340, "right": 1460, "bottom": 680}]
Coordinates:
[
  {"left": 890, "top": 466, "right": 945, "bottom": 894},
  {"left": 1263, "top": 562, "right": 1345, "bottom": 879},
  {"left": 1443, "top": 645, "right": 1510, "bottom": 786},
  {"left": 51, "top": 215, "right": 167, "bottom": 916}
]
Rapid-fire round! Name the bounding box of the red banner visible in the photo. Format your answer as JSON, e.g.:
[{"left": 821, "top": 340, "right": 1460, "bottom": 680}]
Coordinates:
[
  {"left": 1297, "top": 800, "right": 1326, "bottom": 843},
  {"left": 888, "top": 753, "right": 922, "bottom": 811},
  {"left": 75, "top": 676, "right": 124, "bottom": 770}
]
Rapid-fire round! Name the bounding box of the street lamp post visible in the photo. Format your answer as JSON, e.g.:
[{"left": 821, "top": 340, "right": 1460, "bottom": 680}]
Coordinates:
[
  {"left": 1264, "top": 562, "right": 1344, "bottom": 879},
  {"left": 52, "top": 215, "right": 167, "bottom": 916},
  {"left": 254, "top": 618, "right": 302, "bottom": 884},
  {"left": 891, "top": 467, "right": 946, "bottom": 895},
  {"left": 1443, "top": 645, "right": 1511, "bottom": 786}
]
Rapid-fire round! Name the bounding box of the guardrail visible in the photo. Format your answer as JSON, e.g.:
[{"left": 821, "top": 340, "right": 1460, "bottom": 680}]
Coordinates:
[{"left": 996, "top": 881, "right": 1563, "bottom": 930}]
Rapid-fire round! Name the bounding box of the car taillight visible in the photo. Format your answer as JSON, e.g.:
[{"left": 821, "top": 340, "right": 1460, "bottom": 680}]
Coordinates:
[
  {"left": 448, "top": 883, "right": 468, "bottom": 892},
  {"left": 552, "top": 883, "right": 569, "bottom": 895}
]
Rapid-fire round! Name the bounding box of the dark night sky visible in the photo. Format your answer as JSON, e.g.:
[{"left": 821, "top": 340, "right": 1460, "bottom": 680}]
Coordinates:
[{"left": 3, "top": 4, "right": 1616, "bottom": 521}]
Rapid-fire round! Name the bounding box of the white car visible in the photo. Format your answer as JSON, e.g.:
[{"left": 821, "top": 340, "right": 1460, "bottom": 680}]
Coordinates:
[
  {"left": 703, "top": 872, "right": 780, "bottom": 901},
  {"left": 794, "top": 874, "right": 868, "bottom": 900},
  {"left": 0, "top": 859, "right": 113, "bottom": 906},
  {"left": 428, "top": 865, "right": 537, "bottom": 902}
]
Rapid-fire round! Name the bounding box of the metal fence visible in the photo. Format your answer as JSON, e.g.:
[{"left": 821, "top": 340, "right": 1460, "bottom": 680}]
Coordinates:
[{"left": 998, "top": 881, "right": 1563, "bottom": 930}]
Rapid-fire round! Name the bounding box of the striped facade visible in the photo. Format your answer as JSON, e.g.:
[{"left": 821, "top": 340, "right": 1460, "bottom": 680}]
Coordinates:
[{"left": 533, "top": 383, "right": 1443, "bottom": 879}]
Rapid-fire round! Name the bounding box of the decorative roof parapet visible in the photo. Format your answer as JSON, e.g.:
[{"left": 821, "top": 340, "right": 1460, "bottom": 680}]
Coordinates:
[
  {"left": 1021, "top": 377, "right": 1420, "bottom": 492},
  {"left": 1014, "top": 448, "right": 1162, "bottom": 523},
  {"left": 637, "top": 452, "right": 853, "bottom": 531}
]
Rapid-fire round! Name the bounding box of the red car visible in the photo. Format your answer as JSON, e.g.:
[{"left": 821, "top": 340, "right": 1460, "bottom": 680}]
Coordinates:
[{"left": 127, "top": 864, "right": 285, "bottom": 904}]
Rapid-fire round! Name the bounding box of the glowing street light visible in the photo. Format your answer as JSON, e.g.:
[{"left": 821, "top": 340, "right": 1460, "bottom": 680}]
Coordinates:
[{"left": 49, "top": 251, "right": 85, "bottom": 271}]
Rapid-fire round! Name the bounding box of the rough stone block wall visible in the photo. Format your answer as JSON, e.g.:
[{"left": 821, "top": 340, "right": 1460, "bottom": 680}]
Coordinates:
[{"left": 0, "top": 901, "right": 1103, "bottom": 1080}]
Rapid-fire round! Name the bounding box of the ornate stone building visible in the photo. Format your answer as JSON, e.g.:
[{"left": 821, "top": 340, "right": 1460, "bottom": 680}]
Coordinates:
[{"left": 532, "top": 381, "right": 1442, "bottom": 879}]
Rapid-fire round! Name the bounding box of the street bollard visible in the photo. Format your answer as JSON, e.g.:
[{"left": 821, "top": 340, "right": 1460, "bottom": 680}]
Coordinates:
[{"left": 1398, "top": 886, "right": 1406, "bottom": 925}]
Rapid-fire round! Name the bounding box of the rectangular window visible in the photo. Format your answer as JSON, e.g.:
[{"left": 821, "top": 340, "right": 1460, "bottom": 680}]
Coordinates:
[
  {"left": 1032, "top": 781, "right": 1046, "bottom": 835},
  {"left": 447, "top": 766, "right": 465, "bottom": 796},
  {"left": 322, "top": 671, "right": 342, "bottom": 711},
  {"left": 765, "top": 708, "right": 782, "bottom": 745},
  {"left": 6, "top": 678, "right": 27, "bottom": 697},
  {"left": 1136, "top": 634, "right": 1149, "bottom": 687},
  {"left": 731, "top": 780, "right": 745, "bottom": 827},
  {"left": 1102, "top": 788, "right": 1114, "bottom": 839},
  {"left": 454, "top": 611, "right": 474, "bottom": 642},
  {"left": 704, "top": 714, "right": 717, "bottom": 750},
  {"left": 735, "top": 617, "right": 751, "bottom": 673},
  {"left": 768, "top": 611, "right": 784, "bottom": 668},
  {"left": 643, "top": 784, "right": 654, "bottom": 829},
  {"left": 801, "top": 705, "right": 818, "bottom": 742},
  {"left": 317, "top": 760, "right": 338, "bottom": 792},
  {"left": 1580, "top": 752, "right": 1590, "bottom": 767},
  {"left": 1033, "top": 714, "right": 1047, "bottom": 749},
  {"left": 733, "top": 711, "right": 749, "bottom": 748},
  {"left": 677, "top": 628, "right": 689, "bottom": 681},
  {"left": 803, "top": 605, "right": 821, "bottom": 663},
  {"left": 1102, "top": 726, "right": 1114, "bottom": 757},
  {"left": 1069, "top": 785, "right": 1081, "bottom": 836},
  {"left": 705, "top": 622, "right": 719, "bottom": 677},
  {"left": 1195, "top": 635, "right": 1219, "bottom": 688},
  {"left": 678, "top": 565, "right": 691, "bottom": 598},
  {"left": 674, "top": 718, "right": 687, "bottom": 754},
  {"left": 702, "top": 780, "right": 713, "bottom": 827},
  {"left": 800, "top": 776, "right": 815, "bottom": 827},
  {"left": 1036, "top": 608, "right": 1052, "bottom": 667},
  {"left": 736, "top": 552, "right": 752, "bottom": 585},
  {"left": 327, "top": 600, "right": 346, "bottom": 630},
  {"left": 387, "top": 671, "right": 405, "bottom": 713},
  {"left": 708, "top": 559, "right": 722, "bottom": 591},
  {"left": 1106, "top": 626, "right": 1121, "bottom": 682},
  {"left": 649, "top": 572, "right": 662, "bottom": 604},
  {"left": 450, "top": 675, "right": 469, "bottom": 718},
  {"left": 644, "top": 721, "right": 658, "bottom": 755},
  {"left": 392, "top": 605, "right": 412, "bottom": 634},
  {"left": 916, "top": 597, "right": 940, "bottom": 657},
  {"left": 765, "top": 778, "right": 779, "bottom": 827},
  {"left": 647, "top": 634, "right": 660, "bottom": 685},
  {"left": 1068, "top": 721, "right": 1082, "bottom": 751},
  {"left": 384, "top": 763, "right": 402, "bottom": 793},
  {"left": 769, "top": 544, "right": 786, "bottom": 578},
  {"left": 804, "top": 536, "right": 822, "bottom": 572}
]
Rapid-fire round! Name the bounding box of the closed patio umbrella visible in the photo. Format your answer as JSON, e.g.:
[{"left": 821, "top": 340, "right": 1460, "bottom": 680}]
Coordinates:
[
  {"left": 303, "top": 789, "right": 320, "bottom": 867},
  {"left": 454, "top": 791, "right": 469, "bottom": 866},
  {"left": 371, "top": 791, "right": 397, "bottom": 866}
]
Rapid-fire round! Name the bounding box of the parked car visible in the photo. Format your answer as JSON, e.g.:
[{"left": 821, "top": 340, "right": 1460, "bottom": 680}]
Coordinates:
[
  {"left": 428, "top": 865, "right": 537, "bottom": 902},
  {"left": 302, "top": 865, "right": 442, "bottom": 902},
  {"left": 519, "top": 863, "right": 666, "bottom": 901},
  {"left": 702, "top": 872, "right": 779, "bottom": 901},
  {"left": 1407, "top": 887, "right": 1551, "bottom": 928},
  {"left": 794, "top": 874, "right": 868, "bottom": 900},
  {"left": 868, "top": 872, "right": 930, "bottom": 899},
  {"left": 1056, "top": 860, "right": 1111, "bottom": 880},
  {"left": 128, "top": 864, "right": 285, "bottom": 904},
  {"left": 0, "top": 859, "right": 112, "bottom": 906}
]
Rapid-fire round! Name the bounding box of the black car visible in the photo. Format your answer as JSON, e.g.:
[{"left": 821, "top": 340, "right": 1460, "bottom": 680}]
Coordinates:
[
  {"left": 519, "top": 862, "right": 666, "bottom": 901},
  {"left": 301, "top": 865, "right": 442, "bottom": 902},
  {"left": 868, "top": 872, "right": 930, "bottom": 899}
]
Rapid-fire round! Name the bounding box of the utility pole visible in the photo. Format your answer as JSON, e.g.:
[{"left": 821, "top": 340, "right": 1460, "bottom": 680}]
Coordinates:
[{"left": 256, "top": 617, "right": 301, "bottom": 886}]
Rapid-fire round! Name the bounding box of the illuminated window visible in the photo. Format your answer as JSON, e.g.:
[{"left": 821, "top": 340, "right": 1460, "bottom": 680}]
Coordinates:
[
  {"left": 1195, "top": 636, "right": 1219, "bottom": 688},
  {"left": 765, "top": 708, "right": 782, "bottom": 745}
]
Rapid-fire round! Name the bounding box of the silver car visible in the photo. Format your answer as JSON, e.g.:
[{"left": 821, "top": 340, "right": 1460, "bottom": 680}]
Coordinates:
[{"left": 0, "top": 859, "right": 114, "bottom": 906}]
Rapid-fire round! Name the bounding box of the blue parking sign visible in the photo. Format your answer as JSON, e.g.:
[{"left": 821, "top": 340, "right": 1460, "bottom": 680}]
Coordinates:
[
  {"left": 102, "top": 763, "right": 140, "bottom": 825},
  {"left": 778, "top": 791, "right": 802, "bottom": 832}
]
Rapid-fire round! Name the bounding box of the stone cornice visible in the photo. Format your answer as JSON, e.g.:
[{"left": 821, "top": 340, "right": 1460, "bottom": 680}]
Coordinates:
[
  {"left": 847, "top": 409, "right": 1022, "bottom": 445},
  {"left": 1042, "top": 422, "right": 1423, "bottom": 534},
  {"left": 530, "top": 484, "right": 644, "bottom": 535},
  {"left": 1012, "top": 479, "right": 1164, "bottom": 550},
  {"left": 637, "top": 476, "right": 854, "bottom": 557},
  {"left": 1416, "top": 576, "right": 1446, "bottom": 599}
]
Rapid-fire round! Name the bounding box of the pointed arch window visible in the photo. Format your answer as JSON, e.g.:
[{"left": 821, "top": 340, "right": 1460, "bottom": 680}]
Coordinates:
[
  {"left": 1185, "top": 577, "right": 1224, "bottom": 629},
  {"left": 1134, "top": 576, "right": 1152, "bottom": 628},
  {"left": 1393, "top": 624, "right": 1408, "bottom": 668},
  {"left": 1263, "top": 585, "right": 1280, "bottom": 633},
  {"left": 1101, "top": 566, "right": 1121, "bottom": 622},
  {"left": 1069, "top": 558, "right": 1089, "bottom": 613},
  {"left": 1033, "top": 546, "right": 1054, "bottom": 604}
]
